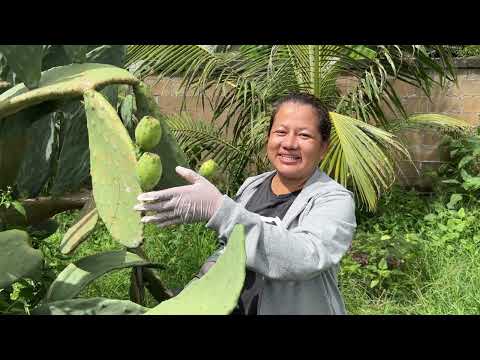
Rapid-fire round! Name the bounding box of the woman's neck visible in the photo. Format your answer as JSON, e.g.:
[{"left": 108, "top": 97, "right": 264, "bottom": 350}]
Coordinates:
[{"left": 271, "top": 173, "right": 309, "bottom": 195}]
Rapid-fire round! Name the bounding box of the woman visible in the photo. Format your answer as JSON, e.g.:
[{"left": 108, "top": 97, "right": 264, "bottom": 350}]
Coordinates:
[{"left": 134, "top": 93, "right": 357, "bottom": 315}]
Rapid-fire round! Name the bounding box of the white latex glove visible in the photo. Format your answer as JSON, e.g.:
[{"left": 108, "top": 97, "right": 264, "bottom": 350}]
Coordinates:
[{"left": 134, "top": 166, "right": 223, "bottom": 227}]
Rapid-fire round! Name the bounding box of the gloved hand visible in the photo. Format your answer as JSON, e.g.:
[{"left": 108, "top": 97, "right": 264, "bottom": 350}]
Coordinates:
[{"left": 134, "top": 166, "right": 223, "bottom": 227}]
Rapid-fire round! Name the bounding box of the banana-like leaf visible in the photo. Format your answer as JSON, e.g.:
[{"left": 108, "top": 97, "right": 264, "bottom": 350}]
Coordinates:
[
  {"left": 120, "top": 93, "right": 135, "bottom": 128},
  {"left": 63, "top": 46, "right": 90, "bottom": 64},
  {"left": 0, "top": 45, "right": 43, "bottom": 89},
  {"left": 133, "top": 82, "right": 189, "bottom": 189},
  {"left": 0, "top": 111, "right": 31, "bottom": 190},
  {"left": 50, "top": 102, "right": 91, "bottom": 196},
  {"left": 145, "top": 224, "right": 246, "bottom": 315},
  {"left": 32, "top": 297, "right": 148, "bottom": 315},
  {"left": 0, "top": 63, "right": 139, "bottom": 120},
  {"left": 44, "top": 250, "right": 155, "bottom": 302},
  {"left": 59, "top": 197, "right": 98, "bottom": 255},
  {"left": 15, "top": 112, "right": 57, "bottom": 198},
  {"left": 321, "top": 112, "right": 410, "bottom": 211},
  {"left": 84, "top": 90, "right": 143, "bottom": 248},
  {"left": 0, "top": 229, "right": 43, "bottom": 288}
]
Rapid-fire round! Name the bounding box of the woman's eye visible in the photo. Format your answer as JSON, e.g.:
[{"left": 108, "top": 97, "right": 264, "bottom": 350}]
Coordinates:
[
  {"left": 299, "top": 133, "right": 310, "bottom": 139},
  {"left": 275, "top": 130, "right": 286, "bottom": 135}
]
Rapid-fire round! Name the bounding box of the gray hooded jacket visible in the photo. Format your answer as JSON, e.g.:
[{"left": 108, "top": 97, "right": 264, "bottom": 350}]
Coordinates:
[{"left": 204, "top": 169, "right": 357, "bottom": 315}]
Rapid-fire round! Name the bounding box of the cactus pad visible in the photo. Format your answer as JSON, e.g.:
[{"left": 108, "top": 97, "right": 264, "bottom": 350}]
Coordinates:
[
  {"left": 84, "top": 89, "right": 143, "bottom": 248},
  {"left": 144, "top": 224, "right": 246, "bottom": 315},
  {"left": 32, "top": 297, "right": 148, "bottom": 315},
  {"left": 0, "top": 229, "right": 43, "bottom": 289},
  {"left": 45, "top": 250, "right": 155, "bottom": 302},
  {"left": 0, "top": 63, "right": 139, "bottom": 120}
]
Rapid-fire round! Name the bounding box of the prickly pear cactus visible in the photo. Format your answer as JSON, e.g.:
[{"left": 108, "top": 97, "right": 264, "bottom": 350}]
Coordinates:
[
  {"left": 135, "top": 116, "right": 162, "bottom": 151},
  {"left": 145, "top": 224, "right": 246, "bottom": 315},
  {"left": 136, "top": 152, "right": 163, "bottom": 191},
  {"left": 45, "top": 250, "right": 156, "bottom": 302},
  {"left": 84, "top": 89, "right": 144, "bottom": 248},
  {"left": 32, "top": 297, "right": 148, "bottom": 315},
  {"left": 133, "top": 82, "right": 189, "bottom": 190},
  {"left": 59, "top": 197, "right": 98, "bottom": 255},
  {"left": 0, "top": 229, "right": 43, "bottom": 289},
  {"left": 0, "top": 63, "right": 138, "bottom": 120}
]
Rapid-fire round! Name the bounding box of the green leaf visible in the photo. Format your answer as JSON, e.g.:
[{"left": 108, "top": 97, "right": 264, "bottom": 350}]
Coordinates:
[
  {"left": 457, "top": 208, "right": 465, "bottom": 219},
  {"left": 145, "top": 224, "right": 246, "bottom": 315},
  {"left": 44, "top": 250, "right": 155, "bottom": 302},
  {"left": 462, "top": 176, "right": 480, "bottom": 191},
  {"left": 0, "top": 63, "right": 139, "bottom": 120},
  {"left": 0, "top": 45, "right": 44, "bottom": 89},
  {"left": 447, "top": 193, "right": 463, "bottom": 209},
  {"left": 15, "top": 112, "right": 56, "bottom": 198},
  {"left": 378, "top": 258, "right": 388, "bottom": 270},
  {"left": 119, "top": 93, "right": 135, "bottom": 128},
  {"left": 63, "top": 46, "right": 90, "bottom": 64},
  {"left": 370, "top": 279, "right": 380, "bottom": 288},
  {"left": 32, "top": 297, "right": 148, "bottom": 315},
  {"left": 0, "top": 229, "right": 43, "bottom": 288},
  {"left": 380, "top": 235, "right": 391, "bottom": 241},
  {"left": 50, "top": 102, "right": 90, "bottom": 196},
  {"left": 458, "top": 155, "right": 474, "bottom": 169},
  {"left": 441, "top": 179, "right": 460, "bottom": 184},
  {"left": 11, "top": 201, "right": 26, "bottom": 219},
  {"left": 424, "top": 213, "right": 436, "bottom": 221},
  {"left": 84, "top": 90, "right": 143, "bottom": 248}
]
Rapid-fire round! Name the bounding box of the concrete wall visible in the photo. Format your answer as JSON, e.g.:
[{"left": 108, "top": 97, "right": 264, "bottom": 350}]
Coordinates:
[
  {"left": 146, "top": 57, "right": 480, "bottom": 126},
  {"left": 144, "top": 58, "right": 480, "bottom": 191}
]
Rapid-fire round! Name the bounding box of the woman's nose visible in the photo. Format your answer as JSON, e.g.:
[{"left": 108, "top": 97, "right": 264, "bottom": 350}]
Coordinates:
[{"left": 281, "top": 133, "right": 298, "bottom": 149}]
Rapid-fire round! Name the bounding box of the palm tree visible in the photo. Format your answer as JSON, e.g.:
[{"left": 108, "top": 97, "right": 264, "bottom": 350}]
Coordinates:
[{"left": 125, "top": 45, "right": 470, "bottom": 210}]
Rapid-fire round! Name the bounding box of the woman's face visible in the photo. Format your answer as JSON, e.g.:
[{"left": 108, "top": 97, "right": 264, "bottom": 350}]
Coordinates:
[{"left": 267, "top": 102, "right": 328, "bottom": 182}]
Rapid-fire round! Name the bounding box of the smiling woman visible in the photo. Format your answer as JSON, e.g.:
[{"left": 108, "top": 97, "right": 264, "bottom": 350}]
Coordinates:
[{"left": 134, "top": 92, "right": 357, "bottom": 315}]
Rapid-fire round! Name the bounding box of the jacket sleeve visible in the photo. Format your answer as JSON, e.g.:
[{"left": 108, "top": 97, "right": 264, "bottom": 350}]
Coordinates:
[{"left": 205, "top": 189, "right": 356, "bottom": 281}]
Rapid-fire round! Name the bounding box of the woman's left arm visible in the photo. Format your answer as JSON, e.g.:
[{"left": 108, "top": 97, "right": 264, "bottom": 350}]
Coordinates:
[{"left": 206, "top": 190, "right": 356, "bottom": 281}]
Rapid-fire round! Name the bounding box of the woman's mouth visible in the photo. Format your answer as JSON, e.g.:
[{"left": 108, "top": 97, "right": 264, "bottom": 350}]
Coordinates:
[{"left": 278, "top": 154, "right": 301, "bottom": 164}]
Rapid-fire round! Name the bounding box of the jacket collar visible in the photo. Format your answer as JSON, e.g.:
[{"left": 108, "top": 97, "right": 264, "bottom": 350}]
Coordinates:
[{"left": 237, "top": 169, "right": 328, "bottom": 227}]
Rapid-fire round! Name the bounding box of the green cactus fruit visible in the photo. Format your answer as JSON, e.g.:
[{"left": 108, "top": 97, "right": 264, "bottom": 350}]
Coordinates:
[
  {"left": 135, "top": 116, "right": 162, "bottom": 151},
  {"left": 199, "top": 159, "right": 219, "bottom": 178},
  {"left": 136, "top": 153, "right": 163, "bottom": 191}
]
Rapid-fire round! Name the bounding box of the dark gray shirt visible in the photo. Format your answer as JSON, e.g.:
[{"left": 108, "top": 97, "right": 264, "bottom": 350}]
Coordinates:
[{"left": 233, "top": 173, "right": 301, "bottom": 315}]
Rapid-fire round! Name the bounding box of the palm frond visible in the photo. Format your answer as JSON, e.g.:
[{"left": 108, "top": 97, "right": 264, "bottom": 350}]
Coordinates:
[
  {"left": 406, "top": 113, "right": 473, "bottom": 133},
  {"left": 321, "top": 112, "right": 411, "bottom": 211}
]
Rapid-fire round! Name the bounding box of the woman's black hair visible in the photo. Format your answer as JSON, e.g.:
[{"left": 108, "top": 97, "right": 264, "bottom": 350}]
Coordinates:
[{"left": 268, "top": 93, "right": 332, "bottom": 142}]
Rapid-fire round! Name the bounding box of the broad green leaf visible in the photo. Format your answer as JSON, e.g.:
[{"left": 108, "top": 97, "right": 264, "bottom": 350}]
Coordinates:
[
  {"left": 447, "top": 193, "right": 463, "bottom": 209},
  {"left": 133, "top": 82, "right": 189, "bottom": 189},
  {"left": 84, "top": 90, "right": 143, "bottom": 248},
  {"left": 59, "top": 198, "right": 98, "bottom": 255},
  {"left": 120, "top": 94, "right": 135, "bottom": 128},
  {"left": 370, "top": 279, "right": 380, "bottom": 288},
  {"left": 462, "top": 176, "right": 480, "bottom": 191},
  {"left": 45, "top": 250, "right": 154, "bottom": 302},
  {"left": 0, "top": 63, "right": 139, "bottom": 120},
  {"left": 458, "top": 155, "right": 474, "bottom": 169},
  {"left": 11, "top": 201, "right": 26, "bottom": 219},
  {"left": 15, "top": 112, "right": 56, "bottom": 198},
  {"left": 50, "top": 102, "right": 90, "bottom": 196},
  {"left": 0, "top": 229, "right": 43, "bottom": 288},
  {"left": 145, "top": 224, "right": 246, "bottom": 315},
  {"left": 0, "top": 110, "right": 31, "bottom": 190},
  {"left": 0, "top": 45, "right": 43, "bottom": 89},
  {"left": 32, "top": 297, "right": 148, "bottom": 315},
  {"left": 63, "top": 46, "right": 90, "bottom": 63}
]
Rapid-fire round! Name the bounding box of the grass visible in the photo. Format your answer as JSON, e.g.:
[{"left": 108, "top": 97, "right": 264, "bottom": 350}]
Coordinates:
[{"left": 38, "top": 187, "right": 480, "bottom": 315}]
